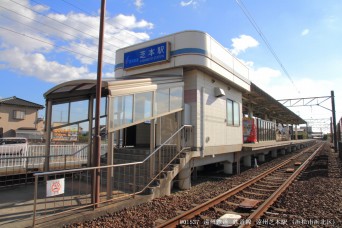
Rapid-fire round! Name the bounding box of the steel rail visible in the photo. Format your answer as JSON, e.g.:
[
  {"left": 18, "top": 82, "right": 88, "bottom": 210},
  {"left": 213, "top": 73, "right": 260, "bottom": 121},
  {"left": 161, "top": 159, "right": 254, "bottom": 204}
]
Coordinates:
[
  {"left": 241, "top": 142, "right": 325, "bottom": 228},
  {"left": 157, "top": 141, "right": 319, "bottom": 228}
]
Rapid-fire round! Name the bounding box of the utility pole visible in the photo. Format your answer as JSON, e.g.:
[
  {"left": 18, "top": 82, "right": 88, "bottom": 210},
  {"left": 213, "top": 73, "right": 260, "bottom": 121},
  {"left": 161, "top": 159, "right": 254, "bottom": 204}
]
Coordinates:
[
  {"left": 330, "top": 117, "right": 333, "bottom": 143},
  {"left": 331, "top": 90, "right": 338, "bottom": 151},
  {"left": 93, "top": 0, "right": 106, "bottom": 208}
]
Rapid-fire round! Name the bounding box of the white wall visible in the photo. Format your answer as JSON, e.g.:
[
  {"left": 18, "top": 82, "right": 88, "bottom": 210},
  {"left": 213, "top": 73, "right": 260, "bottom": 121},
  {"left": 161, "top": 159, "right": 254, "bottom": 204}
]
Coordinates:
[
  {"left": 184, "top": 69, "right": 243, "bottom": 155},
  {"left": 115, "top": 31, "right": 250, "bottom": 92}
]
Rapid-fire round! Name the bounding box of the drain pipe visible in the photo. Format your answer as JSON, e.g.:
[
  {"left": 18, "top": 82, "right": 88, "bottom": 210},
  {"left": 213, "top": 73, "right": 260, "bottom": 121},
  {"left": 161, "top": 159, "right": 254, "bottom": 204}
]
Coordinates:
[{"left": 201, "top": 87, "right": 205, "bottom": 157}]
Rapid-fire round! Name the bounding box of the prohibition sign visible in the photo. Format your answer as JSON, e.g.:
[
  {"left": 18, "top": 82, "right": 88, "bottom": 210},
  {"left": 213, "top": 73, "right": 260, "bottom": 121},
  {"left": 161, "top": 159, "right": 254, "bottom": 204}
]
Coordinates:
[
  {"left": 51, "top": 181, "right": 61, "bottom": 194},
  {"left": 46, "top": 178, "right": 65, "bottom": 197}
]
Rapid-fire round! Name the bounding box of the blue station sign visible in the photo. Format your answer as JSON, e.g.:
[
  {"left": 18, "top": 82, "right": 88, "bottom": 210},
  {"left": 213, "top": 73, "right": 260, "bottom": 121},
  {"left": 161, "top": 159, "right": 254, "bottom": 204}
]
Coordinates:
[{"left": 123, "top": 42, "right": 170, "bottom": 69}]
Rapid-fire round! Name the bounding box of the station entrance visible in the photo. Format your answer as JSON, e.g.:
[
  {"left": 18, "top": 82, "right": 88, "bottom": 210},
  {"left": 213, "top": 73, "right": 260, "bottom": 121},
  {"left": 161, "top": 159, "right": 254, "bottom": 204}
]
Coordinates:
[{"left": 36, "top": 75, "right": 193, "bottom": 216}]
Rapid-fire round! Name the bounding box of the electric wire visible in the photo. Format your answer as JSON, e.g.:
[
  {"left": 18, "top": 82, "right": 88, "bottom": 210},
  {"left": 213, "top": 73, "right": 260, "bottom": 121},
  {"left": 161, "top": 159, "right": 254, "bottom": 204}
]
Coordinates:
[
  {"left": 8, "top": 0, "right": 123, "bottom": 51},
  {"left": 0, "top": 8, "right": 115, "bottom": 60},
  {"left": 60, "top": 0, "right": 148, "bottom": 43},
  {"left": 235, "top": 0, "right": 300, "bottom": 94},
  {"left": 31, "top": 0, "right": 138, "bottom": 48},
  {"left": 1, "top": 0, "right": 150, "bottom": 68},
  {"left": 0, "top": 25, "right": 115, "bottom": 66}
]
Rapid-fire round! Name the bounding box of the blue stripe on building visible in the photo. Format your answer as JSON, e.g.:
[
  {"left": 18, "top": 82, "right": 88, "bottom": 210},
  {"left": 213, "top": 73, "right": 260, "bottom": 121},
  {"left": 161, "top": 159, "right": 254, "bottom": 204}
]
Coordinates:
[
  {"left": 115, "top": 48, "right": 207, "bottom": 70},
  {"left": 170, "top": 48, "right": 207, "bottom": 56}
]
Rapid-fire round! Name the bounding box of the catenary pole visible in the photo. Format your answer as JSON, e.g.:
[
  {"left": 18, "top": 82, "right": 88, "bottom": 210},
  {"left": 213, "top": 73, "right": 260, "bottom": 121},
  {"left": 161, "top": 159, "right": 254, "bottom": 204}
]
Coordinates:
[
  {"left": 331, "top": 90, "right": 338, "bottom": 152},
  {"left": 330, "top": 117, "right": 333, "bottom": 143},
  {"left": 93, "top": 0, "right": 106, "bottom": 207}
]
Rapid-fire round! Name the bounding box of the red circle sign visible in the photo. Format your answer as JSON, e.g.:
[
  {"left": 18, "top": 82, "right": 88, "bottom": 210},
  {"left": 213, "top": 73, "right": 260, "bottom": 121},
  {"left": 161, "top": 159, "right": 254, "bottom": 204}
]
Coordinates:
[{"left": 51, "top": 181, "right": 61, "bottom": 193}]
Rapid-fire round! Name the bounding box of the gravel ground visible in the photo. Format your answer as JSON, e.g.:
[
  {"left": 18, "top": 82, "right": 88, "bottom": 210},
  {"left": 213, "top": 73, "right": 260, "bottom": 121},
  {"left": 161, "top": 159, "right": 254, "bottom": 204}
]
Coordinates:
[
  {"left": 64, "top": 143, "right": 333, "bottom": 228},
  {"left": 264, "top": 143, "right": 342, "bottom": 227}
]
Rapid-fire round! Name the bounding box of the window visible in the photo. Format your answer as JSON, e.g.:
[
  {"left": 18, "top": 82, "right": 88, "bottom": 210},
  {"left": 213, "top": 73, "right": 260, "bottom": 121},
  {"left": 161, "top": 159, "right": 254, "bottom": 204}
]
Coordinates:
[
  {"left": 112, "top": 95, "right": 133, "bottom": 128},
  {"left": 155, "top": 88, "right": 169, "bottom": 115},
  {"left": 170, "top": 87, "right": 183, "bottom": 111},
  {"left": 227, "top": 100, "right": 233, "bottom": 125},
  {"left": 70, "top": 100, "right": 88, "bottom": 123},
  {"left": 13, "top": 110, "right": 25, "bottom": 120},
  {"left": 134, "top": 92, "right": 152, "bottom": 122},
  {"left": 109, "top": 86, "right": 184, "bottom": 131},
  {"left": 227, "top": 99, "right": 240, "bottom": 126},
  {"left": 233, "top": 101, "right": 240, "bottom": 126}
]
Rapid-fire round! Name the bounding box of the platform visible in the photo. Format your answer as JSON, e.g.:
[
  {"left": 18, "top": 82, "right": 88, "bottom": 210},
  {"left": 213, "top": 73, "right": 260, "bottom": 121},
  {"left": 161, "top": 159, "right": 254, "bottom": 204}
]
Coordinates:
[
  {"left": 0, "top": 182, "right": 153, "bottom": 228},
  {"left": 242, "top": 139, "right": 314, "bottom": 152}
]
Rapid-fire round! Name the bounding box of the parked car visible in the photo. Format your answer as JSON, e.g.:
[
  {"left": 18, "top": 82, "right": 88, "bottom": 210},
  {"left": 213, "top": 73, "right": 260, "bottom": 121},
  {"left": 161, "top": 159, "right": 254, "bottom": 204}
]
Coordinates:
[{"left": 0, "top": 137, "right": 28, "bottom": 155}]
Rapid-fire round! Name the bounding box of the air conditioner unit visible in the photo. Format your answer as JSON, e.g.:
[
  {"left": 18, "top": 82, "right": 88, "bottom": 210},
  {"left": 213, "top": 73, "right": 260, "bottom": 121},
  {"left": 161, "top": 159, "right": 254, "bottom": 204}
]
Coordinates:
[{"left": 214, "top": 87, "right": 225, "bottom": 97}]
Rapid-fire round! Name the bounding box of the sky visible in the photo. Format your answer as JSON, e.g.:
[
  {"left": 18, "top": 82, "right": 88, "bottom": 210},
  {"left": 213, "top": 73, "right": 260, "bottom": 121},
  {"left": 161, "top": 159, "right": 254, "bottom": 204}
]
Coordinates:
[{"left": 0, "top": 0, "right": 341, "bottom": 133}]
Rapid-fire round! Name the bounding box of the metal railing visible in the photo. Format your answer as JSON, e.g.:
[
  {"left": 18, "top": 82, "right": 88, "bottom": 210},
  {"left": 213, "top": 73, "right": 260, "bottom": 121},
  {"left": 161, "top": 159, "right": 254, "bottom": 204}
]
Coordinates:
[
  {"left": 0, "top": 144, "right": 28, "bottom": 168},
  {"left": 32, "top": 125, "right": 192, "bottom": 227},
  {"left": 0, "top": 144, "right": 108, "bottom": 188},
  {"left": 0, "top": 144, "right": 108, "bottom": 168}
]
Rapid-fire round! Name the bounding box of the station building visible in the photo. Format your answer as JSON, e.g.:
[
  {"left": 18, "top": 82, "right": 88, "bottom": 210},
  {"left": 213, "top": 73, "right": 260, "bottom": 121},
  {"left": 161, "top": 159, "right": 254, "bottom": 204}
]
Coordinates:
[{"left": 44, "top": 31, "right": 311, "bottom": 196}]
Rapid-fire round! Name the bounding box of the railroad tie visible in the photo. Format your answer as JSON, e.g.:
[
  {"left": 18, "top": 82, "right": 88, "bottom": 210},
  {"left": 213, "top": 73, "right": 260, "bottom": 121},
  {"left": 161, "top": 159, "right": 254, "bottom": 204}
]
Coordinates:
[{"left": 238, "top": 198, "right": 260, "bottom": 209}]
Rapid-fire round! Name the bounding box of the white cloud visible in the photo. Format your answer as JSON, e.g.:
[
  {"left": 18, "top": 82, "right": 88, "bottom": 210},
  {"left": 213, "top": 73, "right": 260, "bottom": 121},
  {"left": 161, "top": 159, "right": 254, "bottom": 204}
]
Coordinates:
[
  {"left": 112, "top": 14, "right": 153, "bottom": 30},
  {"left": 231, "top": 35, "right": 259, "bottom": 55},
  {"left": 250, "top": 67, "right": 281, "bottom": 87},
  {"left": 32, "top": 4, "right": 49, "bottom": 12},
  {"left": 180, "top": 0, "right": 194, "bottom": 7},
  {"left": 134, "top": 0, "right": 143, "bottom": 11},
  {"left": 180, "top": 0, "right": 203, "bottom": 8},
  {"left": 0, "top": 27, "right": 53, "bottom": 52},
  {"left": 240, "top": 60, "right": 281, "bottom": 87},
  {"left": 0, "top": 48, "right": 95, "bottom": 83},
  {"left": 229, "top": 31, "right": 341, "bottom": 132},
  {"left": 251, "top": 69, "right": 342, "bottom": 131},
  {"left": 0, "top": 1, "right": 154, "bottom": 83},
  {"left": 1, "top": 0, "right": 37, "bottom": 21},
  {"left": 301, "top": 29, "right": 309, "bottom": 36}
]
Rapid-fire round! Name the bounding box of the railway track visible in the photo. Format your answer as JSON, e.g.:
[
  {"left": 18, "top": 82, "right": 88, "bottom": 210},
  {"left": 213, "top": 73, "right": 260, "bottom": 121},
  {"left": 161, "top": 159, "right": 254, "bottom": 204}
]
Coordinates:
[{"left": 158, "top": 141, "right": 325, "bottom": 227}]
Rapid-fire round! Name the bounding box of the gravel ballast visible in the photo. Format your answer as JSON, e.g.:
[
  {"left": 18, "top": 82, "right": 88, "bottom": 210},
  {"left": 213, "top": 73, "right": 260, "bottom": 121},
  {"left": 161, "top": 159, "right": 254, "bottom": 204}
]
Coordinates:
[{"left": 65, "top": 142, "right": 341, "bottom": 228}]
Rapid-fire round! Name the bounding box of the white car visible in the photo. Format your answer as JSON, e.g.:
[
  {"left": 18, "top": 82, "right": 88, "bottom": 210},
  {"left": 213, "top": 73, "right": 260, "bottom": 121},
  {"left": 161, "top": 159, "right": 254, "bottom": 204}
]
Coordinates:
[{"left": 0, "top": 137, "right": 28, "bottom": 156}]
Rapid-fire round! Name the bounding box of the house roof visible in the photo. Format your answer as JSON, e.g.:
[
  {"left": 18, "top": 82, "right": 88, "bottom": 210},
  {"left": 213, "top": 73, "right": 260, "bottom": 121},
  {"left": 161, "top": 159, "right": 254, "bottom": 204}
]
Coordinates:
[{"left": 0, "top": 96, "right": 44, "bottom": 109}]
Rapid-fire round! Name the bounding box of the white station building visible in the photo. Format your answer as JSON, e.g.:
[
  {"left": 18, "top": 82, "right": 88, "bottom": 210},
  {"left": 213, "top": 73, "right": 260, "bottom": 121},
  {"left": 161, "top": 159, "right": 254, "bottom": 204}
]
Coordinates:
[{"left": 44, "top": 30, "right": 311, "bottom": 197}]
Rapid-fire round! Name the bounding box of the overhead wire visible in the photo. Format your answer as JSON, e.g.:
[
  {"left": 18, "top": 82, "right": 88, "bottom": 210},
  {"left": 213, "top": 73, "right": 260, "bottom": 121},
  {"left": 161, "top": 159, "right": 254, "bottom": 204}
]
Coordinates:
[
  {"left": 31, "top": 0, "right": 139, "bottom": 48},
  {"left": 0, "top": 6, "right": 115, "bottom": 60},
  {"left": 2, "top": 0, "right": 150, "bottom": 67},
  {"left": 60, "top": 0, "right": 148, "bottom": 43},
  {"left": 0, "top": 25, "right": 115, "bottom": 66},
  {"left": 8, "top": 0, "right": 123, "bottom": 51},
  {"left": 235, "top": 0, "right": 300, "bottom": 94}
]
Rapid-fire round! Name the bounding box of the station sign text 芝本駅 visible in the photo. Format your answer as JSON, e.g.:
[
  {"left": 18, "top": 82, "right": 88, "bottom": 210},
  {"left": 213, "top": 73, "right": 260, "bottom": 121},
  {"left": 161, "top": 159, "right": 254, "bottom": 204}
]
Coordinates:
[{"left": 123, "top": 42, "right": 170, "bottom": 69}]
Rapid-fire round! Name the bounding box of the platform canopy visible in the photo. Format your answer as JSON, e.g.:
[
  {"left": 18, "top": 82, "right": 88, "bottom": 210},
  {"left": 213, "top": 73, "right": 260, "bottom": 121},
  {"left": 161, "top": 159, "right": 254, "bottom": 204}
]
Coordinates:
[
  {"left": 44, "top": 76, "right": 182, "bottom": 104},
  {"left": 44, "top": 79, "right": 109, "bottom": 104},
  {"left": 242, "top": 83, "right": 306, "bottom": 125}
]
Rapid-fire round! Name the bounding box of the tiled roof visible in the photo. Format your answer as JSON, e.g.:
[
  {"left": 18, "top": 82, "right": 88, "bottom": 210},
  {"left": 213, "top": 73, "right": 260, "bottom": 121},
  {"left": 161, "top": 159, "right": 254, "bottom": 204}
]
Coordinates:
[{"left": 0, "top": 96, "right": 44, "bottom": 109}]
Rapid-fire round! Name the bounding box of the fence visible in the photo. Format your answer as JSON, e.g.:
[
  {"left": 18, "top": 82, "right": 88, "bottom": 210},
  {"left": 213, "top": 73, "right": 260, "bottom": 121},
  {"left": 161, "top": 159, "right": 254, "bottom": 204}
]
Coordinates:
[
  {"left": 0, "top": 144, "right": 108, "bottom": 188},
  {"left": 0, "top": 144, "right": 28, "bottom": 168},
  {"left": 256, "top": 118, "right": 276, "bottom": 142},
  {"left": 32, "top": 125, "right": 192, "bottom": 227},
  {"left": 0, "top": 144, "right": 108, "bottom": 169}
]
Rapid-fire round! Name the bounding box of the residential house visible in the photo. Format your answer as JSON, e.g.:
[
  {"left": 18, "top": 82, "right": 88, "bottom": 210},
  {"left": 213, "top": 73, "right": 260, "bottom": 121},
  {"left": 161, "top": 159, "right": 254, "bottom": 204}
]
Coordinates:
[{"left": 0, "top": 96, "right": 44, "bottom": 139}]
